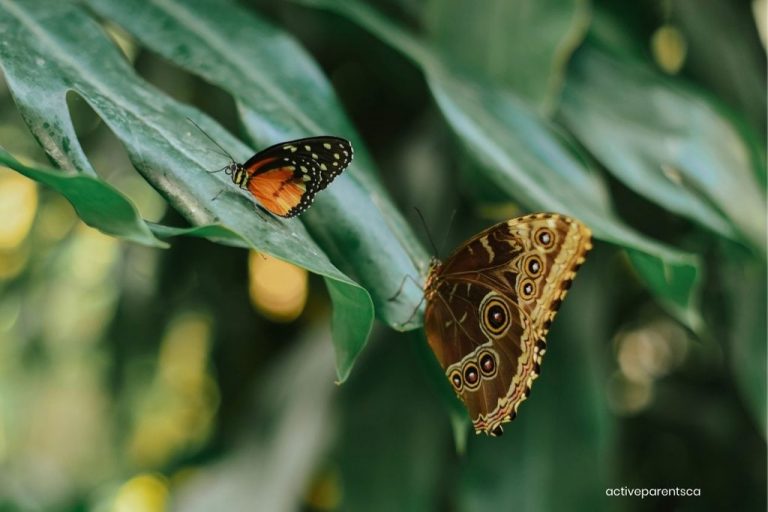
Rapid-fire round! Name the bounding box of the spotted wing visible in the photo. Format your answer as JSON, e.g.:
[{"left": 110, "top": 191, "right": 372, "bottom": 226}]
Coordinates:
[
  {"left": 243, "top": 136, "right": 353, "bottom": 217},
  {"left": 424, "top": 213, "right": 592, "bottom": 435},
  {"left": 425, "top": 279, "right": 535, "bottom": 436}
]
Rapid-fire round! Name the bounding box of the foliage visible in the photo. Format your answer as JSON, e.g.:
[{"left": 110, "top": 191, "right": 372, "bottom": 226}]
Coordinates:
[{"left": 0, "top": 0, "right": 764, "bottom": 511}]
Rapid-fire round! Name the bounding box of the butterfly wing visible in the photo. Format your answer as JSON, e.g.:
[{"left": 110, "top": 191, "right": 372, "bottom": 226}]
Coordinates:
[
  {"left": 425, "top": 280, "right": 533, "bottom": 435},
  {"left": 424, "top": 213, "right": 592, "bottom": 435},
  {"left": 243, "top": 136, "right": 353, "bottom": 217}
]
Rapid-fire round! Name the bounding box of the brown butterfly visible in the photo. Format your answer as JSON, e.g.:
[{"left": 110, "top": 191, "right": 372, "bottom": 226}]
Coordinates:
[{"left": 423, "top": 213, "right": 592, "bottom": 436}]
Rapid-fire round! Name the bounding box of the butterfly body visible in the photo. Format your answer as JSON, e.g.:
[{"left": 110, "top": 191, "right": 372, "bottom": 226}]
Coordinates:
[
  {"left": 224, "top": 136, "right": 353, "bottom": 217},
  {"left": 423, "top": 213, "right": 592, "bottom": 436}
]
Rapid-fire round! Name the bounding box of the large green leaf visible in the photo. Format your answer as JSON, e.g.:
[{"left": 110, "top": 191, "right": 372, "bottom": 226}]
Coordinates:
[
  {"left": 297, "top": 0, "right": 704, "bottom": 329},
  {"left": 0, "top": 147, "right": 163, "bottom": 247},
  {"left": 561, "top": 45, "right": 766, "bottom": 254},
  {"left": 422, "top": 0, "right": 591, "bottom": 113},
  {"left": 0, "top": 0, "right": 372, "bottom": 381},
  {"left": 670, "top": 0, "right": 767, "bottom": 136},
  {"left": 86, "top": 0, "right": 428, "bottom": 329}
]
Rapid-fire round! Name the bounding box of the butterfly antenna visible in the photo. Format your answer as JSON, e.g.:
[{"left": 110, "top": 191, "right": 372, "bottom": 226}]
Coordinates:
[
  {"left": 186, "top": 117, "right": 235, "bottom": 162},
  {"left": 414, "top": 207, "right": 440, "bottom": 258},
  {"left": 438, "top": 208, "right": 457, "bottom": 256}
]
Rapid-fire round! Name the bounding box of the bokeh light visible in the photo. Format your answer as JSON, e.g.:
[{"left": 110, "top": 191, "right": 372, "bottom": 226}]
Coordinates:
[
  {"left": 0, "top": 168, "right": 37, "bottom": 280},
  {"left": 248, "top": 251, "right": 308, "bottom": 322},
  {"left": 112, "top": 473, "right": 169, "bottom": 512},
  {"left": 128, "top": 312, "right": 218, "bottom": 469},
  {"left": 651, "top": 25, "right": 687, "bottom": 74},
  {"left": 0, "top": 168, "right": 37, "bottom": 251},
  {"left": 608, "top": 318, "right": 691, "bottom": 414}
]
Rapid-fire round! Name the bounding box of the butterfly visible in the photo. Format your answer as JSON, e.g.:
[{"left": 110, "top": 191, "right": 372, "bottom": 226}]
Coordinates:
[
  {"left": 218, "top": 136, "right": 353, "bottom": 217},
  {"left": 422, "top": 213, "right": 592, "bottom": 436},
  {"left": 188, "top": 115, "right": 355, "bottom": 218}
]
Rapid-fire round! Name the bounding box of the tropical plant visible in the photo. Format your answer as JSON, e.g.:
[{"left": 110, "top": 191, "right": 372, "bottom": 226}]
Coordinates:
[{"left": 0, "top": 0, "right": 764, "bottom": 510}]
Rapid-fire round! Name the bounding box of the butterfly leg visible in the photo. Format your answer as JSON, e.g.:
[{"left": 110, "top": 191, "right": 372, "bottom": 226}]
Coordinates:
[
  {"left": 394, "top": 294, "right": 426, "bottom": 330},
  {"left": 388, "top": 274, "right": 422, "bottom": 302}
]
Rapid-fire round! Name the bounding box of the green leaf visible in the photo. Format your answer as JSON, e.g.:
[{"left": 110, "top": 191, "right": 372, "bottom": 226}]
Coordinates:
[
  {"left": 0, "top": 0, "right": 372, "bottom": 382},
  {"left": 86, "top": 0, "right": 428, "bottom": 329},
  {"left": 297, "top": 0, "right": 704, "bottom": 328},
  {"left": 153, "top": 227, "right": 376, "bottom": 386},
  {"left": 0, "top": 147, "right": 164, "bottom": 247},
  {"left": 422, "top": 0, "right": 591, "bottom": 113},
  {"left": 561, "top": 46, "right": 767, "bottom": 254},
  {"left": 670, "top": 0, "right": 767, "bottom": 136},
  {"left": 627, "top": 249, "right": 702, "bottom": 332}
]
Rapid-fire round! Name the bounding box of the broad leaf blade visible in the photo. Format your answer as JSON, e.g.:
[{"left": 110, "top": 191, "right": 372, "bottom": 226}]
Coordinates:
[
  {"left": 670, "top": 0, "right": 767, "bottom": 136},
  {"left": 0, "top": 0, "right": 372, "bottom": 381},
  {"left": 0, "top": 147, "right": 163, "bottom": 247},
  {"left": 561, "top": 46, "right": 766, "bottom": 253},
  {"left": 429, "top": 75, "right": 702, "bottom": 329},
  {"left": 86, "top": 0, "right": 428, "bottom": 329},
  {"left": 423, "top": 0, "right": 591, "bottom": 113},
  {"left": 300, "top": 0, "right": 703, "bottom": 328}
]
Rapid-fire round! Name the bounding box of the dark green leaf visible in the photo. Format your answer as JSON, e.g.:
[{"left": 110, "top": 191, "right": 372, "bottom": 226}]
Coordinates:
[
  {"left": 86, "top": 0, "right": 428, "bottom": 329},
  {"left": 422, "top": 0, "right": 591, "bottom": 113},
  {"left": 298, "top": 0, "right": 704, "bottom": 329},
  {"left": 0, "top": 147, "right": 163, "bottom": 247},
  {"left": 561, "top": 46, "right": 767, "bottom": 253},
  {"left": 626, "top": 249, "right": 702, "bottom": 331},
  {"left": 670, "top": 0, "right": 767, "bottom": 136},
  {"left": 0, "top": 0, "right": 372, "bottom": 381}
]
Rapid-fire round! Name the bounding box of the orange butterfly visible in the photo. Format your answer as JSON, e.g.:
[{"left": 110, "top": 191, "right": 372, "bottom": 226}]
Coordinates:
[
  {"left": 193, "top": 120, "right": 353, "bottom": 217},
  {"left": 222, "top": 137, "right": 353, "bottom": 217}
]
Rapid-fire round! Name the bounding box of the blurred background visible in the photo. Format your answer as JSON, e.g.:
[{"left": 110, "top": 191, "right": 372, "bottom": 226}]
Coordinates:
[{"left": 0, "top": 0, "right": 765, "bottom": 511}]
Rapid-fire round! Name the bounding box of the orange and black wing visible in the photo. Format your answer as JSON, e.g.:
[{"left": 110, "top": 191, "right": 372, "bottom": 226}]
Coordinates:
[{"left": 243, "top": 136, "right": 353, "bottom": 217}]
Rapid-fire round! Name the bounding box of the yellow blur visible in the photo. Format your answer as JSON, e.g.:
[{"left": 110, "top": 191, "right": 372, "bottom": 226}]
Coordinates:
[
  {"left": 248, "top": 252, "right": 308, "bottom": 322},
  {"left": 112, "top": 474, "right": 168, "bottom": 512}
]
